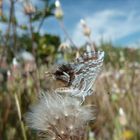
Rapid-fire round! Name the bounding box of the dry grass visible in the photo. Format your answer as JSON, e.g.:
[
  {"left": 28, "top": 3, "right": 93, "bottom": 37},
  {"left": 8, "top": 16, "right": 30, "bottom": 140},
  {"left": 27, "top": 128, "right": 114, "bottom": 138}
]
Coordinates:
[{"left": 0, "top": 47, "right": 140, "bottom": 140}]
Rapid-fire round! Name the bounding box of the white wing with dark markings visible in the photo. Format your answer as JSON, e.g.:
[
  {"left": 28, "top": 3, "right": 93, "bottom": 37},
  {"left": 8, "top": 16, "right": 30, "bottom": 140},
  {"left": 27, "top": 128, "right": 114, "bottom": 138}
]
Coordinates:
[{"left": 53, "top": 51, "right": 104, "bottom": 99}]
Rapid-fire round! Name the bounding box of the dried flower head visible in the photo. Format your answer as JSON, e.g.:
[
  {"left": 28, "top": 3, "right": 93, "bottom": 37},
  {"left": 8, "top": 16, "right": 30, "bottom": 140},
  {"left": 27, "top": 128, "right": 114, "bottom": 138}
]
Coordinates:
[
  {"left": 24, "top": 2, "right": 36, "bottom": 15},
  {"left": 0, "top": 0, "right": 2, "bottom": 6},
  {"left": 12, "top": 58, "right": 19, "bottom": 67},
  {"left": 55, "top": 0, "right": 61, "bottom": 8},
  {"left": 58, "top": 42, "right": 70, "bottom": 52},
  {"left": 75, "top": 50, "right": 80, "bottom": 59},
  {"left": 55, "top": 0, "right": 63, "bottom": 20},
  {"left": 80, "top": 19, "right": 91, "bottom": 37},
  {"left": 25, "top": 92, "right": 94, "bottom": 140},
  {"left": 119, "top": 107, "right": 127, "bottom": 126},
  {"left": 0, "top": 0, "right": 2, "bottom": 16}
]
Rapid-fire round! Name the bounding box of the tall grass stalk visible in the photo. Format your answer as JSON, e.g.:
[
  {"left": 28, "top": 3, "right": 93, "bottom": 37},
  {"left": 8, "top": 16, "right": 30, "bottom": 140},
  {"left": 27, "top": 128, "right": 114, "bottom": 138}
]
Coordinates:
[{"left": 14, "top": 93, "right": 27, "bottom": 140}]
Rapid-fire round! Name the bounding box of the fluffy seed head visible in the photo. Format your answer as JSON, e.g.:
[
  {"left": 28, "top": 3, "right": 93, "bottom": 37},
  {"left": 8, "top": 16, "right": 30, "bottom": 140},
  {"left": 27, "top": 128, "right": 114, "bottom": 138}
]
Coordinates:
[{"left": 25, "top": 92, "right": 95, "bottom": 140}]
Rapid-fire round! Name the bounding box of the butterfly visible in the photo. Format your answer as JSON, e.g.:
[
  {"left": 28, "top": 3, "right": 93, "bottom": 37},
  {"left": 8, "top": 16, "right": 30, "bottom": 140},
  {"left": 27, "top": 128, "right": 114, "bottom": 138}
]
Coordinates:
[{"left": 51, "top": 51, "right": 104, "bottom": 100}]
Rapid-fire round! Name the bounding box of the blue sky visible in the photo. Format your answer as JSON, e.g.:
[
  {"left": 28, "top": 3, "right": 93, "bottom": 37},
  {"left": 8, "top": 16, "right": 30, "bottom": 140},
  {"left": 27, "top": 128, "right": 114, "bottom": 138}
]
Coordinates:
[{"left": 1, "top": 0, "right": 140, "bottom": 47}]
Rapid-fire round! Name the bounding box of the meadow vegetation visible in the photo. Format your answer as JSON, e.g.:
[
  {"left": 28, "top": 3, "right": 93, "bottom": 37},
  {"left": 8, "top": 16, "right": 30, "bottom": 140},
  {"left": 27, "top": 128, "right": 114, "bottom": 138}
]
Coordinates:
[{"left": 0, "top": 0, "right": 140, "bottom": 140}]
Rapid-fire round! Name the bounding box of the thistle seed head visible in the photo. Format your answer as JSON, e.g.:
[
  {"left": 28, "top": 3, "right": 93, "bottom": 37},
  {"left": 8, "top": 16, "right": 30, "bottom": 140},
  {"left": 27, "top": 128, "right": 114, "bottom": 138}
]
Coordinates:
[{"left": 25, "top": 92, "right": 95, "bottom": 140}]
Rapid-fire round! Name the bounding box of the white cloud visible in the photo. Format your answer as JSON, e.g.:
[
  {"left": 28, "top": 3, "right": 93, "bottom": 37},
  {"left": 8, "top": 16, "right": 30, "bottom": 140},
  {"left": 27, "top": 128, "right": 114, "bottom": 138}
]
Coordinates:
[{"left": 72, "top": 10, "right": 140, "bottom": 46}]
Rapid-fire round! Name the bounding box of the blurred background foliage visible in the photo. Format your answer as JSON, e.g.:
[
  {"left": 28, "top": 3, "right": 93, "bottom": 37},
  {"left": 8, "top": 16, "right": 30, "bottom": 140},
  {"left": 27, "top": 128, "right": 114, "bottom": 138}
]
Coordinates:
[{"left": 0, "top": 0, "right": 140, "bottom": 140}]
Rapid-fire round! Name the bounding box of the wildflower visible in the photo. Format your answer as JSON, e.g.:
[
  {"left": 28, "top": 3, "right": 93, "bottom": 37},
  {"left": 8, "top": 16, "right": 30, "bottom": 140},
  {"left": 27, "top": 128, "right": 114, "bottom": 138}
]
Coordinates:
[
  {"left": 86, "top": 45, "right": 92, "bottom": 53},
  {"left": 119, "top": 51, "right": 125, "bottom": 62},
  {"left": 55, "top": 0, "right": 61, "bottom": 7},
  {"left": 25, "top": 92, "right": 94, "bottom": 140},
  {"left": 129, "top": 61, "right": 140, "bottom": 69},
  {"left": 12, "top": 58, "right": 18, "bottom": 66},
  {"left": 58, "top": 42, "right": 70, "bottom": 52},
  {"left": 114, "top": 70, "right": 125, "bottom": 80},
  {"left": 7, "top": 70, "right": 11, "bottom": 77},
  {"left": 55, "top": 0, "right": 63, "bottom": 20},
  {"left": 122, "top": 130, "right": 134, "bottom": 140},
  {"left": 7, "top": 70, "right": 13, "bottom": 81},
  {"left": 75, "top": 50, "right": 80, "bottom": 59},
  {"left": 80, "top": 19, "right": 91, "bottom": 37},
  {"left": 119, "top": 107, "right": 125, "bottom": 116},
  {"left": 89, "top": 132, "right": 96, "bottom": 140},
  {"left": 119, "top": 107, "right": 127, "bottom": 126}
]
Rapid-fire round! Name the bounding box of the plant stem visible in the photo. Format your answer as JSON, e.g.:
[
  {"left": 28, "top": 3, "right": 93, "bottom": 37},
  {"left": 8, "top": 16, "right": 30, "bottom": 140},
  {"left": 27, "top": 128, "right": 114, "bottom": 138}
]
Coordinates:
[
  {"left": 14, "top": 93, "right": 27, "bottom": 140},
  {"left": 58, "top": 20, "right": 76, "bottom": 48},
  {"left": 12, "top": 2, "right": 17, "bottom": 54},
  {"left": 37, "top": 16, "right": 46, "bottom": 33},
  {"left": 29, "top": 15, "right": 35, "bottom": 56},
  {"left": 0, "top": 0, "right": 15, "bottom": 66},
  {"left": 87, "top": 36, "right": 96, "bottom": 52}
]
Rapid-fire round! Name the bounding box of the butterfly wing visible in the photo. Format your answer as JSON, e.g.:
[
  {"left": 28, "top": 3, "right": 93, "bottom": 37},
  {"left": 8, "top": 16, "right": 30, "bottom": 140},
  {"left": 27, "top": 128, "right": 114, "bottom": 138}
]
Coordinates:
[
  {"left": 70, "top": 51, "right": 104, "bottom": 97},
  {"left": 53, "top": 51, "right": 104, "bottom": 98}
]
